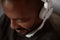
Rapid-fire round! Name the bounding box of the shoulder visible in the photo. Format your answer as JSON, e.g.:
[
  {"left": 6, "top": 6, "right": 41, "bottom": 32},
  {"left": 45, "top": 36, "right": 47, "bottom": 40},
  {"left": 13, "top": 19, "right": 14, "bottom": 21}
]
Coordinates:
[
  {"left": 0, "top": 14, "right": 5, "bottom": 28},
  {"left": 41, "top": 31, "right": 60, "bottom": 40},
  {"left": 37, "top": 26, "right": 60, "bottom": 40},
  {"left": 0, "top": 14, "right": 6, "bottom": 39},
  {"left": 36, "top": 20, "right": 60, "bottom": 40},
  {"left": 49, "top": 13, "right": 60, "bottom": 27},
  {"left": 0, "top": 14, "right": 10, "bottom": 40},
  {"left": 0, "top": 14, "right": 10, "bottom": 30},
  {"left": 0, "top": 14, "right": 10, "bottom": 32},
  {"left": 49, "top": 13, "right": 60, "bottom": 35}
]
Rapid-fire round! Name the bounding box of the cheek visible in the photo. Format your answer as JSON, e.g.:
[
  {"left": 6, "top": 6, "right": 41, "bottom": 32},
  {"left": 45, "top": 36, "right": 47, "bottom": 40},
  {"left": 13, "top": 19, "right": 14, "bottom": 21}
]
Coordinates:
[{"left": 17, "top": 19, "right": 35, "bottom": 29}]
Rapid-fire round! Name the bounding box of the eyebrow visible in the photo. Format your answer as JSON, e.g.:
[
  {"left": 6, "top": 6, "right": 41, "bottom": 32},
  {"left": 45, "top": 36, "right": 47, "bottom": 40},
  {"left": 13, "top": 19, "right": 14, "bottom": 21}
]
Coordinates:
[{"left": 12, "top": 18, "right": 24, "bottom": 20}]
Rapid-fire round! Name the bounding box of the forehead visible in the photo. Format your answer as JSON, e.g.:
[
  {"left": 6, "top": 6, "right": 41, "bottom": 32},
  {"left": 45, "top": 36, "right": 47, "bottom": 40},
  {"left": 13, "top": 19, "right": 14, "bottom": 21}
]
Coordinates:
[
  {"left": 2, "top": 0, "right": 35, "bottom": 2},
  {"left": 2, "top": 0, "right": 37, "bottom": 8},
  {"left": 2, "top": 0, "right": 36, "bottom": 5},
  {"left": 2, "top": 0, "right": 25, "bottom": 3}
]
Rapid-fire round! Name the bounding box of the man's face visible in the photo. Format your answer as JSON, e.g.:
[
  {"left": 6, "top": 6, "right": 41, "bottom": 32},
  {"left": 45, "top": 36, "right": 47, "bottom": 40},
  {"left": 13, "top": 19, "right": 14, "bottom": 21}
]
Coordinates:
[{"left": 2, "top": 0, "right": 41, "bottom": 35}]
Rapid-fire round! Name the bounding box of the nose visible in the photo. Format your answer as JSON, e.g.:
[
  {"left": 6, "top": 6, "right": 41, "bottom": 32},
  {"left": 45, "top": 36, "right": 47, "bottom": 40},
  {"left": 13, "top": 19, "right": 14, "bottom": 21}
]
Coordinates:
[
  {"left": 10, "top": 20, "right": 17, "bottom": 29},
  {"left": 10, "top": 20, "right": 27, "bottom": 31}
]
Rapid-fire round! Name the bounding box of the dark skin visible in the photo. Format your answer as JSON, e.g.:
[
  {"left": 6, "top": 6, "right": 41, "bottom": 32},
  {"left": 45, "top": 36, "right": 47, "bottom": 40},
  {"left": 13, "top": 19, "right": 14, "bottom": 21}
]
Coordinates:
[{"left": 2, "top": 0, "right": 44, "bottom": 35}]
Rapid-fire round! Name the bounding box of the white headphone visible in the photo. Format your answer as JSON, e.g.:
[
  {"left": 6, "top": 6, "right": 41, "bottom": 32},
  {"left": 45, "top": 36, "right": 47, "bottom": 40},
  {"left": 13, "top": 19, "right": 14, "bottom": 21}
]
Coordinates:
[
  {"left": 40, "top": 0, "right": 53, "bottom": 19},
  {"left": 26, "top": 0, "right": 53, "bottom": 38}
]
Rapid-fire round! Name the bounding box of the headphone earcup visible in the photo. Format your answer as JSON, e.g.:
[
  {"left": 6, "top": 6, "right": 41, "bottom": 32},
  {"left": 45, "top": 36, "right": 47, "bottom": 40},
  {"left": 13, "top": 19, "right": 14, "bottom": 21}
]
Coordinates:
[
  {"left": 39, "top": 0, "right": 53, "bottom": 20},
  {"left": 39, "top": 2, "right": 48, "bottom": 19}
]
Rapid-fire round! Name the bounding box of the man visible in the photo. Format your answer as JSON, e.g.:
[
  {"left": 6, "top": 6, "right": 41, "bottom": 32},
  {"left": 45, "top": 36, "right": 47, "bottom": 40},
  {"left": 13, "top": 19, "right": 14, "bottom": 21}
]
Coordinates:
[{"left": 0, "top": 0, "right": 60, "bottom": 40}]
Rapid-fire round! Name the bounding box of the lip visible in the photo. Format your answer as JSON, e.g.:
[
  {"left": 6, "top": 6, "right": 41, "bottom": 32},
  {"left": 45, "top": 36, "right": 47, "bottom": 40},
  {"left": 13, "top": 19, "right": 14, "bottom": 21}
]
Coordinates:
[
  {"left": 16, "top": 30, "right": 21, "bottom": 33},
  {"left": 15, "top": 27, "right": 30, "bottom": 35},
  {"left": 15, "top": 29, "right": 29, "bottom": 35}
]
